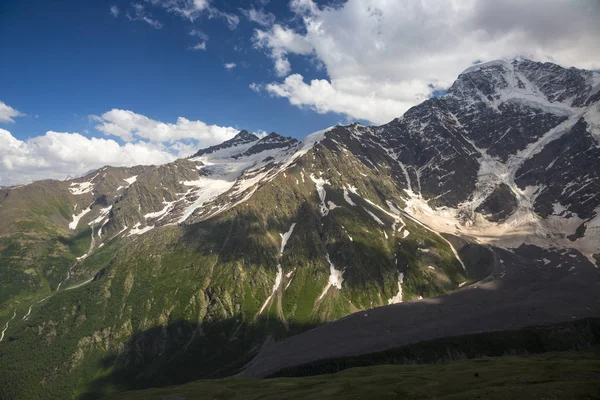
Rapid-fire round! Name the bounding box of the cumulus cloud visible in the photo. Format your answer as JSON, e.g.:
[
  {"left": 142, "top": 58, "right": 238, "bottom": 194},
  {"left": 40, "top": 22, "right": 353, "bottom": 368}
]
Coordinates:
[
  {"left": 257, "top": 0, "right": 600, "bottom": 123},
  {"left": 0, "top": 128, "right": 177, "bottom": 186},
  {"left": 253, "top": 24, "right": 313, "bottom": 76},
  {"left": 110, "top": 5, "right": 119, "bottom": 17},
  {"left": 265, "top": 74, "right": 408, "bottom": 124},
  {"left": 0, "top": 109, "right": 251, "bottom": 185},
  {"left": 224, "top": 62, "right": 236, "bottom": 69},
  {"left": 92, "top": 109, "right": 239, "bottom": 144},
  {"left": 0, "top": 101, "right": 24, "bottom": 123},
  {"left": 241, "top": 7, "right": 275, "bottom": 26}
]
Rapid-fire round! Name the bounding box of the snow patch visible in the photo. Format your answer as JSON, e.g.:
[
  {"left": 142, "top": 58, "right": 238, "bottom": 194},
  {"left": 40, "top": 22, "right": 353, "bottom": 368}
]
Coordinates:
[
  {"left": 0, "top": 309, "right": 17, "bottom": 342},
  {"left": 144, "top": 200, "right": 177, "bottom": 221},
  {"left": 584, "top": 102, "right": 600, "bottom": 144},
  {"left": 178, "top": 174, "right": 238, "bottom": 223},
  {"left": 123, "top": 175, "right": 138, "bottom": 185},
  {"left": 310, "top": 174, "right": 331, "bottom": 216},
  {"left": 552, "top": 202, "right": 568, "bottom": 215},
  {"left": 364, "top": 208, "right": 384, "bottom": 225},
  {"left": 115, "top": 225, "right": 129, "bottom": 237},
  {"left": 386, "top": 200, "right": 403, "bottom": 216},
  {"left": 327, "top": 201, "right": 339, "bottom": 211},
  {"left": 387, "top": 272, "right": 404, "bottom": 304},
  {"left": 258, "top": 264, "right": 283, "bottom": 315},
  {"left": 128, "top": 222, "right": 154, "bottom": 236},
  {"left": 343, "top": 187, "right": 356, "bottom": 206},
  {"left": 69, "top": 179, "right": 95, "bottom": 195},
  {"left": 284, "top": 268, "right": 297, "bottom": 290},
  {"left": 69, "top": 204, "right": 92, "bottom": 230},
  {"left": 89, "top": 205, "right": 112, "bottom": 226},
  {"left": 318, "top": 253, "right": 344, "bottom": 299},
  {"left": 279, "top": 223, "right": 296, "bottom": 255}
]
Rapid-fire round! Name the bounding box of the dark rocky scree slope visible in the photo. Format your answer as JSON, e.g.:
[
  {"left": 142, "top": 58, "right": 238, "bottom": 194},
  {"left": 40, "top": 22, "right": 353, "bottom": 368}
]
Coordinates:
[{"left": 0, "top": 58, "right": 599, "bottom": 399}]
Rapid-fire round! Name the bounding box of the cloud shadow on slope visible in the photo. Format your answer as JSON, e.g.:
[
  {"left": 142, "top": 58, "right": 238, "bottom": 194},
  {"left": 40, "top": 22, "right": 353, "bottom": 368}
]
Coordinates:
[{"left": 78, "top": 315, "right": 319, "bottom": 400}]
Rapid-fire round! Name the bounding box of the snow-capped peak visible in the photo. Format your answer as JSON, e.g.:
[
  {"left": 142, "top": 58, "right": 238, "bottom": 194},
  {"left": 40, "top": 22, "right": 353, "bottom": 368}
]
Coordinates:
[
  {"left": 189, "top": 130, "right": 260, "bottom": 159},
  {"left": 450, "top": 59, "right": 599, "bottom": 112}
]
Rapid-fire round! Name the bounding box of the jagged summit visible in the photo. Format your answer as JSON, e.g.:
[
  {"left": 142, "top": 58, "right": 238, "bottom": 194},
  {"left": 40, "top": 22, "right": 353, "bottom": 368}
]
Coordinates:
[
  {"left": 233, "top": 129, "right": 259, "bottom": 141},
  {"left": 241, "top": 132, "right": 299, "bottom": 157},
  {"left": 189, "top": 129, "right": 260, "bottom": 158},
  {"left": 450, "top": 58, "right": 600, "bottom": 108}
]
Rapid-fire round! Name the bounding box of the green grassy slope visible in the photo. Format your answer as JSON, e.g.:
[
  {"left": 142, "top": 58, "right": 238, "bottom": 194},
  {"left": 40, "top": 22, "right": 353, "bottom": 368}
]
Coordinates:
[
  {"left": 109, "top": 349, "right": 600, "bottom": 400},
  {"left": 0, "top": 142, "right": 481, "bottom": 399}
]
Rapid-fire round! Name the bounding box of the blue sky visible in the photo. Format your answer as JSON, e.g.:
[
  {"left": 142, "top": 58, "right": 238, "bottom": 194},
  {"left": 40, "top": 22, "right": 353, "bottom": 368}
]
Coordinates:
[
  {"left": 0, "top": 0, "right": 343, "bottom": 143},
  {"left": 1, "top": 0, "right": 598, "bottom": 185}
]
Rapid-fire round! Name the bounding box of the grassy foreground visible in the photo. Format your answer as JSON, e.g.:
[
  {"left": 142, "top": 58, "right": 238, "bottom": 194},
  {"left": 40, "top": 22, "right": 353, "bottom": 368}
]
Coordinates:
[{"left": 109, "top": 349, "right": 600, "bottom": 400}]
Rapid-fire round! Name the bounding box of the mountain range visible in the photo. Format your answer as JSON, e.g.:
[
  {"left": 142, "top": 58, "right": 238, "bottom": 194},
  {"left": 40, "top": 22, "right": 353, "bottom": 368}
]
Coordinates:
[{"left": 1, "top": 58, "right": 599, "bottom": 399}]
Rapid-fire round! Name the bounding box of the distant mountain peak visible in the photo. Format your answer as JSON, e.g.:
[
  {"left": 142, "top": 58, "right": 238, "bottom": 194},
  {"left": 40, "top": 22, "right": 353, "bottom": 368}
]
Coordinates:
[
  {"left": 256, "top": 132, "right": 289, "bottom": 143},
  {"left": 447, "top": 58, "right": 599, "bottom": 110},
  {"left": 240, "top": 132, "right": 298, "bottom": 157},
  {"left": 233, "top": 130, "right": 258, "bottom": 141},
  {"left": 190, "top": 130, "right": 259, "bottom": 158}
]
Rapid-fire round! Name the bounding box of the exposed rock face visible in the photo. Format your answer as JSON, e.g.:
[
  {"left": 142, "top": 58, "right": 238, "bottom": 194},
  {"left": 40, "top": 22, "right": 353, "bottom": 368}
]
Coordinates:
[
  {"left": 241, "top": 132, "right": 298, "bottom": 157},
  {"left": 1, "top": 58, "right": 599, "bottom": 399},
  {"left": 189, "top": 130, "right": 259, "bottom": 158},
  {"left": 475, "top": 183, "right": 518, "bottom": 222},
  {"left": 515, "top": 119, "right": 600, "bottom": 219}
]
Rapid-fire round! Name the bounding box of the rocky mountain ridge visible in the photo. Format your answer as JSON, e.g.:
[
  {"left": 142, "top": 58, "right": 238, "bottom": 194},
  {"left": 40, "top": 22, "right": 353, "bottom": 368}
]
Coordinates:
[{"left": 0, "top": 58, "right": 599, "bottom": 399}]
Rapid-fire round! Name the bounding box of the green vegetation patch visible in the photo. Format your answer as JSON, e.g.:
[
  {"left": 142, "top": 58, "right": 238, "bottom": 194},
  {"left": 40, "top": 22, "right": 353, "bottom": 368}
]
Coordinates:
[{"left": 109, "top": 348, "right": 600, "bottom": 400}]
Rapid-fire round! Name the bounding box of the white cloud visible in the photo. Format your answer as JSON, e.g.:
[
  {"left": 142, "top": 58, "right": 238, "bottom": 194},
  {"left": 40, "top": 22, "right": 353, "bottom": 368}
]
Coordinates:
[
  {"left": 249, "top": 82, "right": 262, "bottom": 92},
  {"left": 0, "top": 109, "right": 260, "bottom": 185},
  {"left": 110, "top": 5, "right": 119, "bottom": 17},
  {"left": 92, "top": 109, "right": 239, "bottom": 144},
  {"left": 189, "top": 28, "right": 208, "bottom": 40},
  {"left": 0, "top": 128, "right": 177, "bottom": 186},
  {"left": 254, "top": 130, "right": 268, "bottom": 139},
  {"left": 254, "top": 24, "right": 313, "bottom": 76},
  {"left": 0, "top": 101, "right": 24, "bottom": 123},
  {"left": 289, "top": 0, "right": 318, "bottom": 15},
  {"left": 127, "top": 3, "right": 162, "bottom": 29},
  {"left": 224, "top": 62, "right": 236, "bottom": 69},
  {"left": 265, "top": 74, "right": 410, "bottom": 124},
  {"left": 149, "top": 0, "right": 239, "bottom": 28},
  {"left": 257, "top": 0, "right": 600, "bottom": 123},
  {"left": 241, "top": 7, "right": 275, "bottom": 26},
  {"left": 189, "top": 29, "right": 208, "bottom": 50},
  {"left": 214, "top": 10, "right": 240, "bottom": 30},
  {"left": 191, "top": 41, "right": 206, "bottom": 51},
  {"left": 149, "top": 0, "right": 210, "bottom": 21}
]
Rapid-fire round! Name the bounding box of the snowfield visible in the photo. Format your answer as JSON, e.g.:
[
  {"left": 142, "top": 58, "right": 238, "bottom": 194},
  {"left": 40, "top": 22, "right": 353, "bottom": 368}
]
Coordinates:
[
  {"left": 319, "top": 254, "right": 344, "bottom": 300},
  {"left": 69, "top": 204, "right": 92, "bottom": 230}
]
